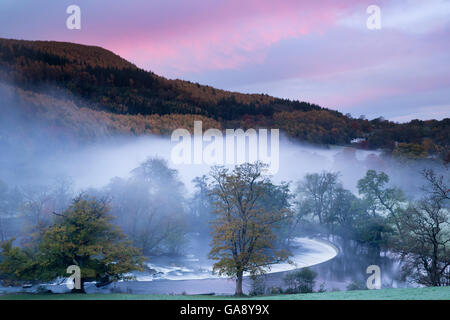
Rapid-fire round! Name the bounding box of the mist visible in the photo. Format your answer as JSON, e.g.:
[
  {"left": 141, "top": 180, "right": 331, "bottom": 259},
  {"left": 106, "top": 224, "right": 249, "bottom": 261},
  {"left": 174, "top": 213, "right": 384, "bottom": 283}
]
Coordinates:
[
  {"left": 0, "top": 80, "right": 440, "bottom": 196},
  {"left": 0, "top": 131, "right": 435, "bottom": 197},
  {"left": 0, "top": 82, "right": 447, "bottom": 294}
]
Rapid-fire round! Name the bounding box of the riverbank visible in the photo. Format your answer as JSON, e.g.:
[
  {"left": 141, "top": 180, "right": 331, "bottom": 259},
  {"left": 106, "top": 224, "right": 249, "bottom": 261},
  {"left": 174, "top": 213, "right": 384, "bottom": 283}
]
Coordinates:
[{"left": 1, "top": 286, "right": 448, "bottom": 300}]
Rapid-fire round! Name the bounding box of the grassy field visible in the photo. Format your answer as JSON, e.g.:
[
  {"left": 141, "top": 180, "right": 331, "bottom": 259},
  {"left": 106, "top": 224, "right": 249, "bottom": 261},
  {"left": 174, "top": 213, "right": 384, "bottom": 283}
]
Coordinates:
[{"left": 0, "top": 286, "right": 448, "bottom": 300}]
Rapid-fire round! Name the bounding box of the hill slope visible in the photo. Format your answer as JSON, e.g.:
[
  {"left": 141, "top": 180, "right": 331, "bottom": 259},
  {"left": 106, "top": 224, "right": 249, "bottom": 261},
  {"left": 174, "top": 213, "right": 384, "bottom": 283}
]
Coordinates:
[
  {"left": 0, "top": 38, "right": 320, "bottom": 117},
  {"left": 0, "top": 38, "right": 448, "bottom": 159}
]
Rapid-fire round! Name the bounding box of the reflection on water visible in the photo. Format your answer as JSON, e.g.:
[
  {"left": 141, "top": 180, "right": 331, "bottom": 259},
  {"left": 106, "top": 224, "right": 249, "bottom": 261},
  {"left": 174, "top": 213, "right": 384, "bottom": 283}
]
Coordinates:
[{"left": 311, "top": 238, "right": 404, "bottom": 291}]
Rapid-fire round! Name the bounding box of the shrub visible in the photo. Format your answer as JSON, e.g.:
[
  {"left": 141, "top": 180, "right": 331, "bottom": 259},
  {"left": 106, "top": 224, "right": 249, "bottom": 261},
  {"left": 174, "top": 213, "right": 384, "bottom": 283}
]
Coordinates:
[
  {"left": 283, "top": 268, "right": 318, "bottom": 293},
  {"left": 346, "top": 280, "right": 367, "bottom": 291}
]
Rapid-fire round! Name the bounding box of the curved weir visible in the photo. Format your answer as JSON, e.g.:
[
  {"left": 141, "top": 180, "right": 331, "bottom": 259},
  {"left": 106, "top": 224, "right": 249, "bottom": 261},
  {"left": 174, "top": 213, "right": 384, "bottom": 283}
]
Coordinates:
[{"left": 135, "top": 237, "right": 338, "bottom": 281}]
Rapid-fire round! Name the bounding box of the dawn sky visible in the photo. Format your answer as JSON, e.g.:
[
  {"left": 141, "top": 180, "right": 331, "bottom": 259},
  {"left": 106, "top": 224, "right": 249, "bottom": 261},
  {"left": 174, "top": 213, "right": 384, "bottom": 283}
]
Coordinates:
[{"left": 1, "top": 0, "right": 449, "bottom": 122}]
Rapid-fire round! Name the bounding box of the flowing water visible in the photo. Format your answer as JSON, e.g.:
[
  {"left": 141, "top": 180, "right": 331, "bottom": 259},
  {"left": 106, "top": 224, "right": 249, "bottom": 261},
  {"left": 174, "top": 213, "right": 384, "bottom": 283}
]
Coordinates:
[{"left": 0, "top": 237, "right": 339, "bottom": 295}]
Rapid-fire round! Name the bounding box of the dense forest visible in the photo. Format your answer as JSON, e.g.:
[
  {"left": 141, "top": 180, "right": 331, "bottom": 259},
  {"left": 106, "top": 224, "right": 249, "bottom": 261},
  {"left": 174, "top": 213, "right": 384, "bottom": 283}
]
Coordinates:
[{"left": 0, "top": 38, "right": 448, "bottom": 161}]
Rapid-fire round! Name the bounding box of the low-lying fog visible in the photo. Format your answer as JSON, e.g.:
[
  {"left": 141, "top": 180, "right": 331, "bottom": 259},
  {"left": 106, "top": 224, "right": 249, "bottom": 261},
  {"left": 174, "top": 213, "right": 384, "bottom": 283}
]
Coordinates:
[
  {"left": 1, "top": 133, "right": 428, "bottom": 197},
  {"left": 0, "top": 81, "right": 434, "bottom": 198}
]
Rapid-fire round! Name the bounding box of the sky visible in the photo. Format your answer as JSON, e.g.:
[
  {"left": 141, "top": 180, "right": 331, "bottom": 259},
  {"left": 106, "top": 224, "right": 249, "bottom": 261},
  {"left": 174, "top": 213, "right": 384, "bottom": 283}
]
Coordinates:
[{"left": 1, "top": 0, "right": 449, "bottom": 122}]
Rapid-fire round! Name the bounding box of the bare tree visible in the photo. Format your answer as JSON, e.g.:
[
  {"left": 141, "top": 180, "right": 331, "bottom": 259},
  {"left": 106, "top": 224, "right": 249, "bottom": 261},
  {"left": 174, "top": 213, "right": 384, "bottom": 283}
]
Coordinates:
[
  {"left": 20, "top": 178, "right": 74, "bottom": 238},
  {"left": 397, "top": 169, "right": 449, "bottom": 286}
]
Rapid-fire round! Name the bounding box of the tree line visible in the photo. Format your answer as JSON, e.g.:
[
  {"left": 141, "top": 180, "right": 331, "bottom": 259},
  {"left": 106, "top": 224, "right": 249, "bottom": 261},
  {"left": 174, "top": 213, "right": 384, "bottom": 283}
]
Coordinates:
[{"left": 0, "top": 158, "right": 448, "bottom": 295}]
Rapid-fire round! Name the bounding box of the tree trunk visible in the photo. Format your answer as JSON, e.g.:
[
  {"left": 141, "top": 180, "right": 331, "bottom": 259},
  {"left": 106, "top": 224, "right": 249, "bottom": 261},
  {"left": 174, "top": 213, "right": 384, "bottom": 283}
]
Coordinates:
[
  {"left": 431, "top": 240, "right": 440, "bottom": 286},
  {"left": 235, "top": 271, "right": 243, "bottom": 296}
]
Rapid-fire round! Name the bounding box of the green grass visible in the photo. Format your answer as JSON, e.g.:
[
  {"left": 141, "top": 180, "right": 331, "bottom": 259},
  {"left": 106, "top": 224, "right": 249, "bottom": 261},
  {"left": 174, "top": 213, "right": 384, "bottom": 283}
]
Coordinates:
[
  {"left": 0, "top": 286, "right": 449, "bottom": 300},
  {"left": 257, "top": 286, "right": 450, "bottom": 300}
]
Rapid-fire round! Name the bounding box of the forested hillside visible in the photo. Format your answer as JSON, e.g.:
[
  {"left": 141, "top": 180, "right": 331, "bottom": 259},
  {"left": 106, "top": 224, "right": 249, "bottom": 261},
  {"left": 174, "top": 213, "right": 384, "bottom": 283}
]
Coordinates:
[{"left": 0, "top": 38, "right": 448, "bottom": 160}]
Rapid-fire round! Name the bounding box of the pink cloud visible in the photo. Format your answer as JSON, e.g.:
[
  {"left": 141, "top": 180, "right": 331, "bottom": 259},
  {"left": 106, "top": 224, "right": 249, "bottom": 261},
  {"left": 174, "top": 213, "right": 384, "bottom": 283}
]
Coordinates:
[
  {"left": 2, "top": 0, "right": 448, "bottom": 120},
  {"left": 77, "top": 0, "right": 363, "bottom": 75},
  {"left": 1, "top": 0, "right": 377, "bottom": 76}
]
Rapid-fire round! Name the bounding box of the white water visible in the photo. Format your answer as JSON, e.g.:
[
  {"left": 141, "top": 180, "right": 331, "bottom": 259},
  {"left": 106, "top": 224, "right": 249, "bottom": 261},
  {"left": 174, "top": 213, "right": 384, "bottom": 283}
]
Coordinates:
[{"left": 133, "top": 237, "right": 338, "bottom": 281}]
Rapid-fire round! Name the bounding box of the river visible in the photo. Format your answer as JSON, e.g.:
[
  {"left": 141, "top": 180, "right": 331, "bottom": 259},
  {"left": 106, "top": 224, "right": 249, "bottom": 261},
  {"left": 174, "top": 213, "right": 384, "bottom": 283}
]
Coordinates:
[{"left": 0, "top": 237, "right": 339, "bottom": 295}]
